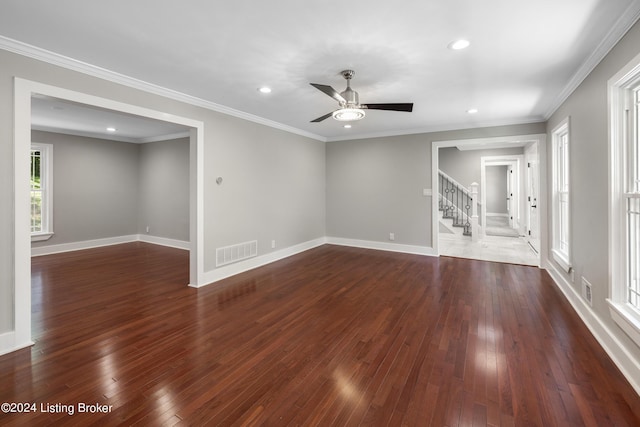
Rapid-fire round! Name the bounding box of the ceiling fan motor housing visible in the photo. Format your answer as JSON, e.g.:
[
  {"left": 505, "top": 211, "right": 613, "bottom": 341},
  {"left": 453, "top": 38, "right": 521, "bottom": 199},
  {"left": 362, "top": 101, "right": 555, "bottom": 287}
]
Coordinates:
[
  {"left": 340, "top": 70, "right": 359, "bottom": 106},
  {"left": 340, "top": 87, "right": 359, "bottom": 106}
]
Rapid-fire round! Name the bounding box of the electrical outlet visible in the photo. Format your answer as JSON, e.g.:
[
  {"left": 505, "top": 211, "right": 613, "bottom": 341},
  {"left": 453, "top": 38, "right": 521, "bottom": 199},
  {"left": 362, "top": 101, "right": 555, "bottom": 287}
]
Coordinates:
[
  {"left": 146, "top": 226, "right": 150, "bottom": 234},
  {"left": 389, "top": 233, "right": 395, "bottom": 241},
  {"left": 271, "top": 240, "right": 276, "bottom": 249}
]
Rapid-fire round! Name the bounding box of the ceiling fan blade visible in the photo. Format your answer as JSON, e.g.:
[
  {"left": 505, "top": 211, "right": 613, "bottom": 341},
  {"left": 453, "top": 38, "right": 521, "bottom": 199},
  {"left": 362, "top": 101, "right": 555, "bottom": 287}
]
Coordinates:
[
  {"left": 310, "top": 83, "right": 347, "bottom": 104},
  {"left": 310, "top": 111, "right": 334, "bottom": 122},
  {"left": 361, "top": 103, "right": 413, "bottom": 112}
]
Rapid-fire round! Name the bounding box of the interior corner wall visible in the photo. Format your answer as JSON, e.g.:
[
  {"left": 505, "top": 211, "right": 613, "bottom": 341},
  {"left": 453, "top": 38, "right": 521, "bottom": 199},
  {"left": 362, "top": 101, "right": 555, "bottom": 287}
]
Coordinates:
[
  {"left": 138, "top": 137, "right": 190, "bottom": 242},
  {"left": 438, "top": 146, "right": 524, "bottom": 205},
  {"left": 326, "top": 123, "right": 545, "bottom": 248},
  {"left": 0, "top": 48, "right": 326, "bottom": 337},
  {"left": 486, "top": 166, "right": 508, "bottom": 214},
  {"left": 545, "top": 19, "right": 640, "bottom": 369},
  {"left": 30, "top": 130, "right": 140, "bottom": 248}
]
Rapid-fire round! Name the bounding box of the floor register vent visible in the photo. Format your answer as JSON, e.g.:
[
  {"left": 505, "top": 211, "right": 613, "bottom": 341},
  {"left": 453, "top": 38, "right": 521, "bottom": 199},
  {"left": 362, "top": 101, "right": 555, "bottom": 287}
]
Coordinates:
[{"left": 216, "top": 240, "right": 258, "bottom": 267}]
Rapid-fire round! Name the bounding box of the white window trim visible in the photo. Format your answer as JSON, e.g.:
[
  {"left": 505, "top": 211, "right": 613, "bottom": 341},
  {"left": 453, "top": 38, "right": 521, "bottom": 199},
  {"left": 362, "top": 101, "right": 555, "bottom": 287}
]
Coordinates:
[
  {"left": 608, "top": 51, "right": 640, "bottom": 348},
  {"left": 551, "top": 118, "right": 571, "bottom": 273},
  {"left": 31, "top": 142, "right": 54, "bottom": 242}
]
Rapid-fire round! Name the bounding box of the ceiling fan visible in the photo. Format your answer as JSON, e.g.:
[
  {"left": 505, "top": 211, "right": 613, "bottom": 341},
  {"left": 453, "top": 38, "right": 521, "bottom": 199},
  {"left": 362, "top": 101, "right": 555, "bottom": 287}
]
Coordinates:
[{"left": 309, "top": 70, "right": 413, "bottom": 123}]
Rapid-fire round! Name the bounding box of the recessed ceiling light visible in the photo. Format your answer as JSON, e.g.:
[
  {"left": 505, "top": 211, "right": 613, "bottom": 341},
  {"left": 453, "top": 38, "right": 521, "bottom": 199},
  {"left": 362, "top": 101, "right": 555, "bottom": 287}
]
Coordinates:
[
  {"left": 343, "top": 124, "right": 352, "bottom": 129},
  {"left": 106, "top": 127, "right": 117, "bottom": 132},
  {"left": 258, "top": 86, "right": 272, "bottom": 94},
  {"left": 448, "top": 39, "right": 470, "bottom": 50},
  {"left": 467, "top": 108, "right": 479, "bottom": 114}
]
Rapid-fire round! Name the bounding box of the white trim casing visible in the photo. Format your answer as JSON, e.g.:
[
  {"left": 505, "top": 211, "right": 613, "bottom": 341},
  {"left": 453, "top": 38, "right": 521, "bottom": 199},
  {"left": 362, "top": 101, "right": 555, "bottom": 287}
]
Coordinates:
[
  {"left": 30, "top": 142, "right": 54, "bottom": 241},
  {"left": 480, "top": 155, "right": 524, "bottom": 236},
  {"left": 0, "top": 36, "right": 324, "bottom": 143},
  {"left": 326, "top": 237, "right": 437, "bottom": 257},
  {"left": 431, "top": 134, "right": 546, "bottom": 266},
  {"left": 11, "top": 78, "right": 205, "bottom": 356},
  {"left": 608, "top": 51, "right": 640, "bottom": 348},
  {"left": 550, "top": 118, "right": 571, "bottom": 270},
  {"left": 30, "top": 234, "right": 190, "bottom": 257},
  {"left": 198, "top": 238, "right": 328, "bottom": 287},
  {"left": 546, "top": 262, "right": 640, "bottom": 397}
]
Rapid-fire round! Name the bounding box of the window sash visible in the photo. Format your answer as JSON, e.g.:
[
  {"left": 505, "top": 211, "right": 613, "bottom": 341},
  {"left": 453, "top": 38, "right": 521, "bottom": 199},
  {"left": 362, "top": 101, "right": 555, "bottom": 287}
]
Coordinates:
[
  {"left": 30, "top": 144, "right": 52, "bottom": 238},
  {"left": 625, "top": 88, "right": 640, "bottom": 311},
  {"left": 552, "top": 122, "right": 570, "bottom": 261}
]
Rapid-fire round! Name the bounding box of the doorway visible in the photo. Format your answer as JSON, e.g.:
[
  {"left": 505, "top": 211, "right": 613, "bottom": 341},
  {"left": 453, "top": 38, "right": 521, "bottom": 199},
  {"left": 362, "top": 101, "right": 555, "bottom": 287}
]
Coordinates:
[
  {"left": 12, "top": 78, "right": 205, "bottom": 352},
  {"left": 431, "top": 134, "right": 545, "bottom": 266},
  {"left": 524, "top": 142, "right": 540, "bottom": 253},
  {"left": 481, "top": 155, "right": 523, "bottom": 236}
]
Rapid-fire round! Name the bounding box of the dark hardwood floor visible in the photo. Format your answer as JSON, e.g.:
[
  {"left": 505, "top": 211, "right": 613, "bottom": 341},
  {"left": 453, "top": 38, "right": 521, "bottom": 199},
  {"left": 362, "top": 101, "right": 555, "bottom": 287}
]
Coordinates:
[{"left": 1, "top": 242, "right": 639, "bottom": 426}]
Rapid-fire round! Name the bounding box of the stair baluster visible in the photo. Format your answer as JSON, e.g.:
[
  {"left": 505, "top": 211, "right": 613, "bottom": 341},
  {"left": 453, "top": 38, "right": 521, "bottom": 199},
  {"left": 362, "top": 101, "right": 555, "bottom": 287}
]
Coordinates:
[{"left": 438, "top": 171, "right": 473, "bottom": 236}]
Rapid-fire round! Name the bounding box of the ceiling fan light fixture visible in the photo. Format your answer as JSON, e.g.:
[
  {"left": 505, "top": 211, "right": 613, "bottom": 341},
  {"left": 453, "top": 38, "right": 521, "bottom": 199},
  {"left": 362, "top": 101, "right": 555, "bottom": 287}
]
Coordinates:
[{"left": 332, "top": 107, "right": 365, "bottom": 121}]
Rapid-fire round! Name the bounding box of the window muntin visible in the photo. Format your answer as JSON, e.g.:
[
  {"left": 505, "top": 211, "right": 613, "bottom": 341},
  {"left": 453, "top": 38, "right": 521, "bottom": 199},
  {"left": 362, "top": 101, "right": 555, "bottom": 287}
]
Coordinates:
[
  {"left": 608, "top": 55, "right": 640, "bottom": 347},
  {"left": 551, "top": 119, "right": 570, "bottom": 271},
  {"left": 30, "top": 143, "right": 53, "bottom": 241},
  {"left": 625, "top": 87, "right": 640, "bottom": 313}
]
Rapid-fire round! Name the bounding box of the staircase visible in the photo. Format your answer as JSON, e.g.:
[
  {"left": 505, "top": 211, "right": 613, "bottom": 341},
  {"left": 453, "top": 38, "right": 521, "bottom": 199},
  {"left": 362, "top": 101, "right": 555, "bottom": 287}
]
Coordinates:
[{"left": 438, "top": 170, "right": 474, "bottom": 236}]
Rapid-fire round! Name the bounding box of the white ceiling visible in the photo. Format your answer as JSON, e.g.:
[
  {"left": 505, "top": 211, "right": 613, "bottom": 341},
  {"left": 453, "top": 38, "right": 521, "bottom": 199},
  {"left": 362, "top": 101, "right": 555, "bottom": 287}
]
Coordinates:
[
  {"left": 2, "top": 0, "right": 640, "bottom": 142},
  {"left": 31, "top": 95, "right": 190, "bottom": 143}
]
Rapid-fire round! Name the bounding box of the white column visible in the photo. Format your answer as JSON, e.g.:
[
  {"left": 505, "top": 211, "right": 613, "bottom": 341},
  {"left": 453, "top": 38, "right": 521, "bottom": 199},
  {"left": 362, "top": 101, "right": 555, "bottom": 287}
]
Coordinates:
[{"left": 470, "top": 182, "right": 479, "bottom": 241}]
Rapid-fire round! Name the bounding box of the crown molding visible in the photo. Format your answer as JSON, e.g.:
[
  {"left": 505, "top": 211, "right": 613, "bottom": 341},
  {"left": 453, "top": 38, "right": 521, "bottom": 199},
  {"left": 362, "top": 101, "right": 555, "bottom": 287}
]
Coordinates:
[
  {"left": 544, "top": 1, "right": 640, "bottom": 119},
  {"left": 0, "top": 36, "right": 326, "bottom": 142}
]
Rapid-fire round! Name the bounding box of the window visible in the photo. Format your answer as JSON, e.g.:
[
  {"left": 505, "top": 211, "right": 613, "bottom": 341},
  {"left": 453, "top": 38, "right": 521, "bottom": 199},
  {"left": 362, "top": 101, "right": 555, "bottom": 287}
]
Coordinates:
[
  {"left": 30, "top": 143, "right": 53, "bottom": 241},
  {"left": 551, "top": 118, "right": 570, "bottom": 272},
  {"left": 608, "top": 52, "right": 640, "bottom": 347}
]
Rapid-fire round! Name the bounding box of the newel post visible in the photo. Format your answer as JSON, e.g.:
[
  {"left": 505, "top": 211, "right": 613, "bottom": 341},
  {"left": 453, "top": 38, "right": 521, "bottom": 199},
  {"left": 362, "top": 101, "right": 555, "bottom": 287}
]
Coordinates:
[{"left": 470, "top": 182, "right": 479, "bottom": 241}]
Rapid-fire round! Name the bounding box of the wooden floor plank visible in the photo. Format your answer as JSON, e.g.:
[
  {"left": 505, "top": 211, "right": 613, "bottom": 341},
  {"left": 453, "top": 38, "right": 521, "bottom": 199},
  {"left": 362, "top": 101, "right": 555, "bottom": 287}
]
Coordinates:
[{"left": 0, "top": 242, "right": 639, "bottom": 426}]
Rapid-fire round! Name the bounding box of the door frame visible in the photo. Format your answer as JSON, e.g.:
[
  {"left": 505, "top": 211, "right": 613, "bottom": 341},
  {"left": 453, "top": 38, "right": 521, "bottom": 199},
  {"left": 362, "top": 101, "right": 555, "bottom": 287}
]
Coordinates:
[
  {"left": 431, "top": 133, "right": 547, "bottom": 265},
  {"left": 524, "top": 142, "right": 541, "bottom": 253},
  {"left": 11, "top": 78, "right": 205, "bottom": 353},
  {"left": 481, "top": 155, "right": 524, "bottom": 235}
]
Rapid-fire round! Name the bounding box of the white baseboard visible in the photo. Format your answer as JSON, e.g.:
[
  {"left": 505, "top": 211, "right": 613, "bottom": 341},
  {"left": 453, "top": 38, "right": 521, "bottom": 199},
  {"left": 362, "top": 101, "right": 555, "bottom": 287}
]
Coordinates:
[
  {"left": 545, "top": 260, "right": 640, "bottom": 396},
  {"left": 326, "top": 237, "right": 437, "bottom": 257},
  {"left": 137, "top": 234, "right": 189, "bottom": 250},
  {"left": 31, "top": 234, "right": 190, "bottom": 256},
  {"left": 196, "top": 237, "right": 328, "bottom": 288},
  {"left": 0, "top": 331, "right": 34, "bottom": 357},
  {"left": 31, "top": 235, "right": 139, "bottom": 256}
]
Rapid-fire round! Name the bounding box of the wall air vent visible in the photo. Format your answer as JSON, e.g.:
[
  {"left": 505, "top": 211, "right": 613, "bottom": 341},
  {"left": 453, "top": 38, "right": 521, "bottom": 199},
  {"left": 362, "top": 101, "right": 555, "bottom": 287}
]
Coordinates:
[
  {"left": 216, "top": 240, "right": 258, "bottom": 267},
  {"left": 581, "top": 277, "right": 593, "bottom": 306}
]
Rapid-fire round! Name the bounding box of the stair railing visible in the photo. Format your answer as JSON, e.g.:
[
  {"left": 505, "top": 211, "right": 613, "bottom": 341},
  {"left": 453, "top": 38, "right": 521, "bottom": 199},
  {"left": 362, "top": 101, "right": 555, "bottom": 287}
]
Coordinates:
[{"left": 438, "top": 170, "right": 474, "bottom": 236}]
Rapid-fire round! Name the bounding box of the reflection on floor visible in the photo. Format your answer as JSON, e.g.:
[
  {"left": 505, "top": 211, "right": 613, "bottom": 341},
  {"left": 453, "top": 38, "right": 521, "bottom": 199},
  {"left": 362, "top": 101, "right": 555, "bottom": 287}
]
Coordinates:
[{"left": 439, "top": 232, "right": 539, "bottom": 266}]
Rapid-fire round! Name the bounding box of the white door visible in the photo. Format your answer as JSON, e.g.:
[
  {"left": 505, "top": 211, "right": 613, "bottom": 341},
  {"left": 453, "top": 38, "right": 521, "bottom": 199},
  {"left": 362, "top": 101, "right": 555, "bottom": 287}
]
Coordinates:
[{"left": 525, "top": 143, "right": 540, "bottom": 253}]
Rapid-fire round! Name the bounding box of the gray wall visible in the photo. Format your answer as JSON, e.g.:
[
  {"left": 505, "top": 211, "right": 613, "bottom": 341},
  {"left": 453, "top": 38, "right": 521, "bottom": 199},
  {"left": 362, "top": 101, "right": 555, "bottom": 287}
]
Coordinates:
[
  {"left": 31, "top": 131, "right": 140, "bottom": 247},
  {"left": 546, "top": 14, "right": 640, "bottom": 362},
  {"left": 30, "top": 132, "right": 190, "bottom": 248},
  {"left": 0, "top": 49, "right": 326, "bottom": 334},
  {"left": 326, "top": 123, "right": 545, "bottom": 247},
  {"left": 486, "top": 165, "right": 508, "bottom": 214},
  {"left": 205, "top": 115, "right": 326, "bottom": 271},
  {"left": 138, "top": 137, "right": 190, "bottom": 241},
  {"left": 438, "top": 146, "right": 524, "bottom": 204}
]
